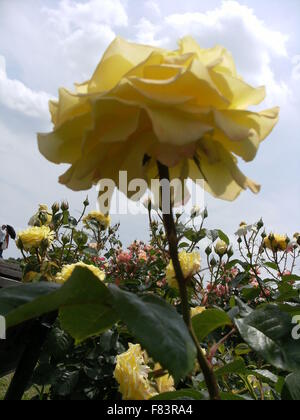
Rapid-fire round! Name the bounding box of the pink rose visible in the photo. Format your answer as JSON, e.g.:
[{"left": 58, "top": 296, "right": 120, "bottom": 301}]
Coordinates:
[{"left": 117, "top": 251, "right": 132, "bottom": 264}]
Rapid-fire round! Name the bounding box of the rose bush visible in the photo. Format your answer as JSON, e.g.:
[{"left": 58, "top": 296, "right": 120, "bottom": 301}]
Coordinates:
[{"left": 1, "top": 202, "right": 299, "bottom": 400}]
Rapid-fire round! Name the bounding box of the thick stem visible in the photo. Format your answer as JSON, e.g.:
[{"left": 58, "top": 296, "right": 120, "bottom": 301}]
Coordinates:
[
  {"left": 4, "top": 313, "right": 57, "bottom": 401},
  {"left": 157, "top": 161, "right": 220, "bottom": 401},
  {"left": 4, "top": 321, "right": 49, "bottom": 400}
]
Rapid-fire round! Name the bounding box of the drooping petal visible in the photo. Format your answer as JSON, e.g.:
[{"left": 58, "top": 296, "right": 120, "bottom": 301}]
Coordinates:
[
  {"left": 213, "top": 107, "right": 279, "bottom": 160},
  {"left": 38, "top": 112, "right": 93, "bottom": 164},
  {"left": 188, "top": 140, "right": 260, "bottom": 200},
  {"left": 210, "top": 71, "right": 266, "bottom": 109}
]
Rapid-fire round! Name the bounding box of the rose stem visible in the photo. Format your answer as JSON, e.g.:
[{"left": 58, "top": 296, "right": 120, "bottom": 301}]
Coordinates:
[{"left": 157, "top": 161, "right": 220, "bottom": 401}]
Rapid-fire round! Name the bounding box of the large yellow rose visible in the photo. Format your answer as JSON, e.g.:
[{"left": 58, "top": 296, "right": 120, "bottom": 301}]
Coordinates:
[{"left": 38, "top": 37, "right": 279, "bottom": 201}]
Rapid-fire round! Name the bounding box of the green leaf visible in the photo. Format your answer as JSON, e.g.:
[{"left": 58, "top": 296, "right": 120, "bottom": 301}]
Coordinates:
[
  {"left": 0, "top": 282, "right": 59, "bottom": 316},
  {"left": 235, "top": 305, "right": 300, "bottom": 372},
  {"left": 282, "top": 372, "right": 300, "bottom": 400},
  {"left": 231, "top": 272, "right": 249, "bottom": 288},
  {"left": 150, "top": 389, "right": 206, "bottom": 400},
  {"left": 276, "top": 283, "right": 299, "bottom": 302},
  {"left": 45, "top": 327, "right": 73, "bottom": 360},
  {"left": 206, "top": 229, "right": 219, "bottom": 242},
  {"left": 224, "top": 259, "right": 242, "bottom": 270},
  {"left": 109, "top": 285, "right": 196, "bottom": 382},
  {"left": 277, "top": 304, "right": 300, "bottom": 317},
  {"left": 254, "top": 369, "right": 278, "bottom": 384},
  {"left": 235, "top": 343, "right": 252, "bottom": 356},
  {"left": 215, "top": 358, "right": 248, "bottom": 377},
  {"left": 235, "top": 297, "right": 253, "bottom": 317},
  {"left": 282, "top": 274, "right": 300, "bottom": 283},
  {"left": 53, "top": 370, "right": 80, "bottom": 397},
  {"left": 60, "top": 303, "right": 118, "bottom": 343},
  {"left": 178, "top": 242, "right": 189, "bottom": 249},
  {"left": 264, "top": 262, "right": 278, "bottom": 270},
  {"left": 218, "top": 230, "right": 230, "bottom": 245},
  {"left": 3, "top": 267, "right": 118, "bottom": 341},
  {"left": 241, "top": 286, "right": 261, "bottom": 301},
  {"left": 192, "top": 309, "right": 232, "bottom": 342},
  {"left": 184, "top": 229, "right": 197, "bottom": 242}
]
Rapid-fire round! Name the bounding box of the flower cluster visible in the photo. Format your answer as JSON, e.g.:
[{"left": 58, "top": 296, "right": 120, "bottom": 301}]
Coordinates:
[{"left": 108, "top": 241, "right": 166, "bottom": 291}]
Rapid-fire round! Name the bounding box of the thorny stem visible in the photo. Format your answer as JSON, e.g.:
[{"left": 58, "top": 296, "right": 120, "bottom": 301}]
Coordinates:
[
  {"left": 157, "top": 161, "right": 220, "bottom": 401},
  {"left": 243, "top": 235, "right": 271, "bottom": 302}
]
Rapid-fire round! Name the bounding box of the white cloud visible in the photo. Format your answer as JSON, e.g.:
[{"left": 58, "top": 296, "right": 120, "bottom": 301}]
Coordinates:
[
  {"left": 137, "top": 0, "right": 290, "bottom": 106},
  {"left": 292, "top": 55, "right": 300, "bottom": 81},
  {"left": 41, "top": 0, "right": 129, "bottom": 84},
  {"left": 144, "top": 1, "right": 161, "bottom": 19},
  {"left": 135, "top": 18, "right": 168, "bottom": 46},
  {"left": 0, "top": 0, "right": 129, "bottom": 93},
  {"left": 0, "top": 55, "right": 53, "bottom": 118},
  {"left": 43, "top": 0, "right": 128, "bottom": 30}
]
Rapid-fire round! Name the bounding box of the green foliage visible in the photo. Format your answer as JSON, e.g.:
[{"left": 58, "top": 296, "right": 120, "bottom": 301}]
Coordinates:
[
  {"left": 109, "top": 285, "right": 196, "bottom": 382},
  {"left": 31, "top": 326, "right": 124, "bottom": 400},
  {"left": 1, "top": 202, "right": 300, "bottom": 400},
  {"left": 192, "top": 309, "right": 232, "bottom": 342},
  {"left": 235, "top": 305, "right": 300, "bottom": 372}
]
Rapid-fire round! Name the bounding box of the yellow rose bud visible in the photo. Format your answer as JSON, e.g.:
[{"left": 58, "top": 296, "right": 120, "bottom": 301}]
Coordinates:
[
  {"left": 28, "top": 204, "right": 52, "bottom": 227},
  {"left": 38, "top": 37, "right": 279, "bottom": 203},
  {"left": 215, "top": 239, "right": 228, "bottom": 256},
  {"left": 54, "top": 261, "right": 105, "bottom": 284}
]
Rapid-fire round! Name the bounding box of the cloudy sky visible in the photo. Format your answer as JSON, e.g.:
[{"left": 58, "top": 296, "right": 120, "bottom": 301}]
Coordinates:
[{"left": 0, "top": 0, "right": 299, "bottom": 258}]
